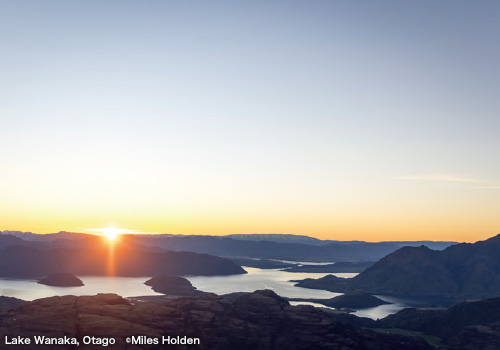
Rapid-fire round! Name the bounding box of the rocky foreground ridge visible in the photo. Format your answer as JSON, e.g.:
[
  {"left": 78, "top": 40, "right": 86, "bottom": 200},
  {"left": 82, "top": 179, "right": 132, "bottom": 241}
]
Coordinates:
[{"left": 0, "top": 291, "right": 431, "bottom": 350}]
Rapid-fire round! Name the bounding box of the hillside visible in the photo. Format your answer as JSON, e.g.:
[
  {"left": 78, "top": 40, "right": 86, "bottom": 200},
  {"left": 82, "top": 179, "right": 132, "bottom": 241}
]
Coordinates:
[
  {"left": 0, "top": 236, "right": 245, "bottom": 278},
  {"left": 295, "top": 233, "right": 500, "bottom": 299}
]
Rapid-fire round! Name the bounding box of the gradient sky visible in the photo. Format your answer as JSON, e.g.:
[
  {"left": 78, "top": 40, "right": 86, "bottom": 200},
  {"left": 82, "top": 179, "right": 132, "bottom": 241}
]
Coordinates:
[{"left": 1, "top": 1, "right": 499, "bottom": 242}]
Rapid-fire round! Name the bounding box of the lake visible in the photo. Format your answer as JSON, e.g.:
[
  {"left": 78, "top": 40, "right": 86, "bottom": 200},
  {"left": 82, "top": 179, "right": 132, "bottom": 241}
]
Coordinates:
[
  {"left": 0, "top": 267, "right": 410, "bottom": 319},
  {"left": 187, "top": 267, "right": 352, "bottom": 298},
  {"left": 0, "top": 276, "right": 162, "bottom": 300},
  {"left": 0, "top": 268, "right": 346, "bottom": 300}
]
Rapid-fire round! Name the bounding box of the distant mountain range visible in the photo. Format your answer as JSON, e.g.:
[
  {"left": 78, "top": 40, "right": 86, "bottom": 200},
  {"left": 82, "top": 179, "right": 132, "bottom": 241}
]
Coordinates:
[
  {"left": 296, "top": 233, "right": 500, "bottom": 299},
  {"left": 225, "top": 233, "right": 326, "bottom": 245},
  {"left": 225, "top": 233, "right": 456, "bottom": 251},
  {"left": 0, "top": 233, "right": 245, "bottom": 278},
  {"left": 0, "top": 230, "right": 458, "bottom": 264}
]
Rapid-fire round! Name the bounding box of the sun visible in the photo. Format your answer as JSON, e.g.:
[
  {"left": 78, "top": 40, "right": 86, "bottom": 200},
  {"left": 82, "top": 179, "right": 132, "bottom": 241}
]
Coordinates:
[{"left": 101, "top": 227, "right": 122, "bottom": 242}]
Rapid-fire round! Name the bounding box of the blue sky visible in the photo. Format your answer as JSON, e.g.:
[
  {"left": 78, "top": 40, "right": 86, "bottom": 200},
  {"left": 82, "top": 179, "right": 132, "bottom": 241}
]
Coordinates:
[{"left": 1, "top": 1, "right": 499, "bottom": 241}]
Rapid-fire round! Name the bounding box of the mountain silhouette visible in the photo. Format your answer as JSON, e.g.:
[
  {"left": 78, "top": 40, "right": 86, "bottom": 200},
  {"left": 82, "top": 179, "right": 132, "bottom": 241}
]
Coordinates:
[{"left": 296, "top": 233, "right": 500, "bottom": 299}]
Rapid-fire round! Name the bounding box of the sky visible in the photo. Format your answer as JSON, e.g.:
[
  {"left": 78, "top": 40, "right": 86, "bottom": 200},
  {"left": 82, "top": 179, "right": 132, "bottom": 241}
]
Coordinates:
[{"left": 0, "top": 1, "right": 499, "bottom": 242}]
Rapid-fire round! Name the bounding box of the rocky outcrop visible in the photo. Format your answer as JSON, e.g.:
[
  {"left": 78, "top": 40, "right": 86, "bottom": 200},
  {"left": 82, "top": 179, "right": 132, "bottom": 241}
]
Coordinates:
[
  {"left": 294, "top": 274, "right": 353, "bottom": 292},
  {"left": 322, "top": 292, "right": 390, "bottom": 309},
  {"left": 0, "top": 291, "right": 432, "bottom": 350},
  {"left": 144, "top": 275, "right": 205, "bottom": 296},
  {"left": 37, "top": 273, "right": 84, "bottom": 287}
]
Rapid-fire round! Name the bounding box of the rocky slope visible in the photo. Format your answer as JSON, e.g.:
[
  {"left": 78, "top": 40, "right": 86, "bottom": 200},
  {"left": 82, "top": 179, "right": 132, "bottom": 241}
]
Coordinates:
[
  {"left": 144, "top": 275, "right": 205, "bottom": 296},
  {"left": 0, "top": 291, "right": 432, "bottom": 350},
  {"left": 322, "top": 292, "right": 390, "bottom": 309}
]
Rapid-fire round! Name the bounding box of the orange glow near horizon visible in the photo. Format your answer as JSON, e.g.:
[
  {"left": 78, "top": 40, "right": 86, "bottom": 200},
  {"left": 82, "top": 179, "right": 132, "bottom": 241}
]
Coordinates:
[
  {"left": 0, "top": 220, "right": 498, "bottom": 244},
  {"left": 85, "top": 227, "right": 126, "bottom": 243},
  {"left": 0, "top": 208, "right": 500, "bottom": 243},
  {"left": 101, "top": 228, "right": 121, "bottom": 243},
  {"left": 1, "top": 165, "right": 498, "bottom": 244}
]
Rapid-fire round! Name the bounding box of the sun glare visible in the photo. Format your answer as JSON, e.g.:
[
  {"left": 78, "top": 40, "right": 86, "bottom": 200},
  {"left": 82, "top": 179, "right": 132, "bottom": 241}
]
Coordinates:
[{"left": 101, "top": 227, "right": 122, "bottom": 242}]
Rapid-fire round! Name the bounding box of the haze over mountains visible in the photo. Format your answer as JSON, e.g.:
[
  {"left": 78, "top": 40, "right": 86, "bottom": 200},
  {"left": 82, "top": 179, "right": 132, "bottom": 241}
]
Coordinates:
[
  {"left": 0, "top": 233, "right": 244, "bottom": 278},
  {"left": 226, "top": 233, "right": 456, "bottom": 251},
  {"left": 0, "top": 230, "right": 457, "bottom": 263}
]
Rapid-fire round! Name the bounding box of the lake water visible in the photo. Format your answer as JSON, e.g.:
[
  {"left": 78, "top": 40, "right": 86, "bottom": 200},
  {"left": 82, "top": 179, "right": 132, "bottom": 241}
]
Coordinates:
[
  {"left": 353, "top": 295, "right": 409, "bottom": 319},
  {"left": 0, "top": 267, "right": 409, "bottom": 319},
  {"left": 0, "top": 276, "right": 162, "bottom": 300},
  {"left": 187, "top": 267, "right": 353, "bottom": 299}
]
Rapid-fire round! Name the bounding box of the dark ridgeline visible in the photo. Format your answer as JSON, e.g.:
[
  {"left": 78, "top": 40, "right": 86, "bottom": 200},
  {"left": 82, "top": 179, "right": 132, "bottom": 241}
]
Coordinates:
[
  {"left": 295, "top": 233, "right": 500, "bottom": 300},
  {"left": 1, "top": 231, "right": 457, "bottom": 263}
]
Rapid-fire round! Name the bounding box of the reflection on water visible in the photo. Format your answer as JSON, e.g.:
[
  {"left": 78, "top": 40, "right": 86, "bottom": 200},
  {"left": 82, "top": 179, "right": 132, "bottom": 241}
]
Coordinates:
[
  {"left": 270, "top": 259, "right": 340, "bottom": 266},
  {"left": 291, "top": 296, "right": 412, "bottom": 321},
  {"left": 186, "top": 267, "right": 353, "bottom": 299},
  {"left": 0, "top": 277, "right": 161, "bottom": 301},
  {"left": 353, "top": 294, "right": 453, "bottom": 320},
  {"left": 289, "top": 301, "right": 332, "bottom": 308},
  {"left": 0, "top": 268, "right": 352, "bottom": 301},
  {"left": 353, "top": 297, "right": 408, "bottom": 320}
]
